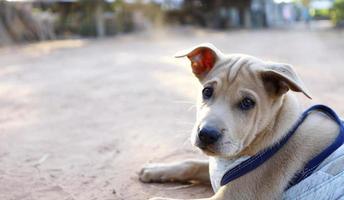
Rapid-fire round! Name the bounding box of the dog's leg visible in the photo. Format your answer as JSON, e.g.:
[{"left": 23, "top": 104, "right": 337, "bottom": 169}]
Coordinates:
[
  {"left": 147, "top": 187, "right": 227, "bottom": 200},
  {"left": 148, "top": 192, "right": 225, "bottom": 200},
  {"left": 149, "top": 198, "right": 211, "bottom": 200},
  {"left": 139, "top": 159, "right": 209, "bottom": 184}
]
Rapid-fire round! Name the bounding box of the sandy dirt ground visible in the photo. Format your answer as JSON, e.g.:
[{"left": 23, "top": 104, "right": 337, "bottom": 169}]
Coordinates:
[{"left": 1, "top": 24, "right": 344, "bottom": 200}]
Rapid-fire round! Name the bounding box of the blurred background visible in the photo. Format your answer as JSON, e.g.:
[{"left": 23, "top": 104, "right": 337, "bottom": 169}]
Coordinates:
[
  {"left": 0, "top": 0, "right": 344, "bottom": 44},
  {"left": 0, "top": 0, "right": 344, "bottom": 200}
]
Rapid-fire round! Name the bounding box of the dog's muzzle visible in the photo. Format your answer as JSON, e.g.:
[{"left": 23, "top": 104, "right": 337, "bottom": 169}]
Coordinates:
[{"left": 197, "top": 126, "right": 221, "bottom": 148}]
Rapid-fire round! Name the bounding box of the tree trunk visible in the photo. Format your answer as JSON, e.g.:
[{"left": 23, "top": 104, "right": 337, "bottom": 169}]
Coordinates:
[
  {"left": 0, "top": 19, "right": 12, "bottom": 46},
  {"left": 95, "top": 0, "right": 105, "bottom": 38}
]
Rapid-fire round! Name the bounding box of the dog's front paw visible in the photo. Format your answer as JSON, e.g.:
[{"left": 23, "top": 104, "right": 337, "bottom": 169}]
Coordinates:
[{"left": 139, "top": 163, "right": 171, "bottom": 183}]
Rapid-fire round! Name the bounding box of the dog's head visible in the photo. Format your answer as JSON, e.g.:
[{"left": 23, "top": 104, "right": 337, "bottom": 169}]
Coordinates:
[{"left": 175, "top": 43, "right": 311, "bottom": 157}]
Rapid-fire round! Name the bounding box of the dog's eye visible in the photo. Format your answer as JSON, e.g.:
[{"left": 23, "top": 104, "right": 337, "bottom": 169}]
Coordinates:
[
  {"left": 239, "top": 97, "right": 255, "bottom": 110},
  {"left": 202, "top": 87, "right": 213, "bottom": 100}
]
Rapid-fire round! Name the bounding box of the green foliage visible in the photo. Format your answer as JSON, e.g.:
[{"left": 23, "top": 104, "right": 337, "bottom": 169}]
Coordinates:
[
  {"left": 311, "top": 8, "right": 331, "bottom": 18},
  {"left": 79, "top": 17, "right": 97, "bottom": 36},
  {"left": 331, "top": 0, "right": 344, "bottom": 26},
  {"left": 78, "top": 0, "right": 99, "bottom": 36},
  {"left": 54, "top": 0, "right": 136, "bottom": 36},
  {"left": 53, "top": 3, "right": 82, "bottom": 36}
]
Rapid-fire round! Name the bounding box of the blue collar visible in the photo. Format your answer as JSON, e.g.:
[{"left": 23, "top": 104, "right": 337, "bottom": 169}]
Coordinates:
[{"left": 220, "top": 104, "right": 344, "bottom": 188}]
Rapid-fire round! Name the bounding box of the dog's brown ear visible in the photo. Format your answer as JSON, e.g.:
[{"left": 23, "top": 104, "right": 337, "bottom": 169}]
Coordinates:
[
  {"left": 174, "top": 43, "right": 222, "bottom": 79},
  {"left": 261, "top": 63, "right": 312, "bottom": 99}
]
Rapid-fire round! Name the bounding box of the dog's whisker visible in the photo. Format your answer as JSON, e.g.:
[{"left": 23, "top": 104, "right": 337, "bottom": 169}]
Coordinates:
[
  {"left": 222, "top": 139, "right": 240, "bottom": 147},
  {"left": 173, "top": 127, "right": 193, "bottom": 131},
  {"left": 175, "top": 121, "right": 194, "bottom": 125},
  {"left": 174, "top": 130, "right": 191, "bottom": 133},
  {"left": 182, "top": 137, "right": 192, "bottom": 146},
  {"left": 170, "top": 100, "right": 195, "bottom": 104},
  {"left": 187, "top": 105, "right": 197, "bottom": 111}
]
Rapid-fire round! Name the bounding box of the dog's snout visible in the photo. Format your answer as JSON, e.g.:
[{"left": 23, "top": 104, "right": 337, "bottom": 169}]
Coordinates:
[{"left": 198, "top": 126, "right": 221, "bottom": 145}]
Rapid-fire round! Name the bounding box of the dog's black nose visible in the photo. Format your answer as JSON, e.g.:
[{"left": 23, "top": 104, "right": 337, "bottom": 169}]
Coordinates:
[{"left": 198, "top": 126, "right": 221, "bottom": 145}]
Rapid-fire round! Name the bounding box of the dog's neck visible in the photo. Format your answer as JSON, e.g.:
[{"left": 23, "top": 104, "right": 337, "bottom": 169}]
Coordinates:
[
  {"left": 237, "top": 93, "right": 302, "bottom": 157},
  {"left": 209, "top": 94, "right": 303, "bottom": 192}
]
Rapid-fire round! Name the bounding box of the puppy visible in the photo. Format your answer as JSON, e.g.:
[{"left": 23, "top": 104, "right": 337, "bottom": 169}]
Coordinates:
[{"left": 139, "top": 43, "right": 342, "bottom": 200}]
